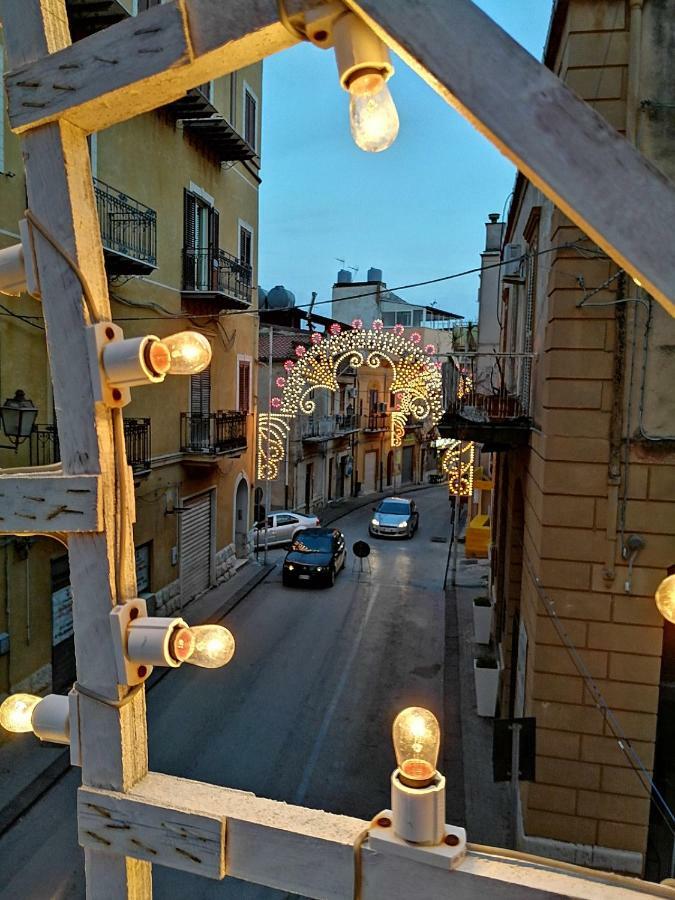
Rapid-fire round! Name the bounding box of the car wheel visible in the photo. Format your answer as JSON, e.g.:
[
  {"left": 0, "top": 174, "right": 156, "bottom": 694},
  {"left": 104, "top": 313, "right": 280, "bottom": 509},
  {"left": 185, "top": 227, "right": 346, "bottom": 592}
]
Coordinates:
[
  {"left": 327, "top": 567, "right": 336, "bottom": 587},
  {"left": 282, "top": 574, "right": 291, "bottom": 587}
]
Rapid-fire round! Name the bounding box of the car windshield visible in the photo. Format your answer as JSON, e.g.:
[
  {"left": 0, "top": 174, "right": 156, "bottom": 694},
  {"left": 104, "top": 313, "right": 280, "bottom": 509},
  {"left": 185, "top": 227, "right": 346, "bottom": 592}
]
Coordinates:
[
  {"left": 378, "top": 501, "right": 410, "bottom": 515},
  {"left": 292, "top": 533, "right": 332, "bottom": 553}
]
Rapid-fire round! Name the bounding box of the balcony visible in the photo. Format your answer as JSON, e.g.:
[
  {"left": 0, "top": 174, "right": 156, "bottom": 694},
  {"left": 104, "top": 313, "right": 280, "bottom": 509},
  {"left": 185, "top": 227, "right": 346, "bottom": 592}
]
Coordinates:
[
  {"left": 180, "top": 411, "right": 247, "bottom": 458},
  {"left": 29, "top": 418, "right": 151, "bottom": 473},
  {"left": 182, "top": 248, "right": 252, "bottom": 310},
  {"left": 29, "top": 424, "right": 60, "bottom": 466},
  {"left": 302, "top": 414, "right": 359, "bottom": 442},
  {"left": 93, "top": 177, "right": 157, "bottom": 276},
  {"left": 363, "top": 412, "right": 388, "bottom": 432},
  {"left": 123, "top": 417, "right": 151, "bottom": 476},
  {"left": 166, "top": 88, "right": 257, "bottom": 163},
  {"left": 438, "top": 352, "right": 534, "bottom": 450},
  {"left": 66, "top": 0, "right": 132, "bottom": 40}
]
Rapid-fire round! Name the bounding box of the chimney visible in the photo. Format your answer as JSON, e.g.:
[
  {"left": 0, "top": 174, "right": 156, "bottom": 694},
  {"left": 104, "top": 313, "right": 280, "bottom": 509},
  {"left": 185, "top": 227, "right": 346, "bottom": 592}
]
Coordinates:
[{"left": 485, "top": 213, "right": 503, "bottom": 252}]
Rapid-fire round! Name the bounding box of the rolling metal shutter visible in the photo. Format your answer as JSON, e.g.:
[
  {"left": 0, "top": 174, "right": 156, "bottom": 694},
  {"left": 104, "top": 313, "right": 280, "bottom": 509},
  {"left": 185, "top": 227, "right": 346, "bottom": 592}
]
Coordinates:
[
  {"left": 180, "top": 492, "right": 213, "bottom": 602},
  {"left": 364, "top": 450, "right": 377, "bottom": 493}
]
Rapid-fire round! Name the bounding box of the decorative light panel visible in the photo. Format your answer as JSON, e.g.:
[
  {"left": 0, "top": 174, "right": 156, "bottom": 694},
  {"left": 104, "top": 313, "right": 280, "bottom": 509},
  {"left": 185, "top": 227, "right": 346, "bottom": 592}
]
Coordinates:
[{"left": 258, "top": 320, "right": 443, "bottom": 479}]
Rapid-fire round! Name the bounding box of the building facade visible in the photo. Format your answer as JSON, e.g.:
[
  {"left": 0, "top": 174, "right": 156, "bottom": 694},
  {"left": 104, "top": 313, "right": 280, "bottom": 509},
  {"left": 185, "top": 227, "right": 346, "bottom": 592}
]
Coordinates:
[
  {"left": 0, "top": 2, "right": 261, "bottom": 699},
  {"left": 448, "top": 0, "right": 675, "bottom": 878}
]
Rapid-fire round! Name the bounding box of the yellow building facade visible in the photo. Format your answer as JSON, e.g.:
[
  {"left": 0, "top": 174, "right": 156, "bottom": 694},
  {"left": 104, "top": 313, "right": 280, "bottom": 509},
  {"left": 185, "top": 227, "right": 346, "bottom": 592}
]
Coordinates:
[{"left": 0, "top": 4, "right": 261, "bottom": 698}]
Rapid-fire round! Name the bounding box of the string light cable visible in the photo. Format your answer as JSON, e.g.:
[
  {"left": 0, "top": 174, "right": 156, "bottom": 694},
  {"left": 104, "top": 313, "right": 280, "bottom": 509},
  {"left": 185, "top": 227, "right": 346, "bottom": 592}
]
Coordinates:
[{"left": 527, "top": 559, "right": 675, "bottom": 838}]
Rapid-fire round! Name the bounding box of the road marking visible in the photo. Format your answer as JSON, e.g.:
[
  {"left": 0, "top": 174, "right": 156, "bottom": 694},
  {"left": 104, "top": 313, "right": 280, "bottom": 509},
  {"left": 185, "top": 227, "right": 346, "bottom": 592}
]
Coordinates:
[{"left": 292, "top": 583, "right": 380, "bottom": 806}]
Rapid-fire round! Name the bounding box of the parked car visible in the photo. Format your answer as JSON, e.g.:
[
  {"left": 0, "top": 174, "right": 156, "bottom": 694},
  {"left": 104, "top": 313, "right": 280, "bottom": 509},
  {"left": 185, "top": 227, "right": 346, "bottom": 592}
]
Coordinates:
[
  {"left": 369, "top": 497, "right": 419, "bottom": 539},
  {"left": 253, "top": 511, "right": 320, "bottom": 548},
  {"left": 282, "top": 528, "right": 347, "bottom": 587}
]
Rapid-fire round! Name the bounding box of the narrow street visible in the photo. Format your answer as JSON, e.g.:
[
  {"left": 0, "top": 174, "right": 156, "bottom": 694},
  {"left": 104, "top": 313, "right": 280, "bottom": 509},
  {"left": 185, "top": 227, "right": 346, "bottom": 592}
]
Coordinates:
[{"left": 0, "top": 486, "right": 461, "bottom": 899}]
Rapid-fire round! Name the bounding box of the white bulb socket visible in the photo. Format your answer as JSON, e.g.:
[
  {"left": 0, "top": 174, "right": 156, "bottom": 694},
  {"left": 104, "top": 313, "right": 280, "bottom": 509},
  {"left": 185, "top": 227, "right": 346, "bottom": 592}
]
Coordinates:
[
  {"left": 31, "top": 694, "right": 70, "bottom": 745},
  {"left": 391, "top": 769, "right": 446, "bottom": 845},
  {"left": 0, "top": 220, "right": 40, "bottom": 298},
  {"left": 101, "top": 333, "right": 166, "bottom": 388},
  {"left": 127, "top": 616, "right": 188, "bottom": 668},
  {"left": 332, "top": 12, "right": 394, "bottom": 93}
]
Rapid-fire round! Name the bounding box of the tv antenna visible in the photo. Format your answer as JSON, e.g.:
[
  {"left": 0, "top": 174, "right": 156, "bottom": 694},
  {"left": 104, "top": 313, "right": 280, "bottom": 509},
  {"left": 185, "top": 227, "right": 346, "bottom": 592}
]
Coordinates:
[{"left": 336, "top": 257, "right": 359, "bottom": 276}]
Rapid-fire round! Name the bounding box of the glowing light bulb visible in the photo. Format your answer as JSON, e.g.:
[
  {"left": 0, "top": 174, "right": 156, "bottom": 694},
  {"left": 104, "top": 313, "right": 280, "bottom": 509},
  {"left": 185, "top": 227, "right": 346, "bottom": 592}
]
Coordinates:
[
  {"left": 349, "top": 74, "right": 399, "bottom": 153},
  {"left": 0, "top": 693, "right": 41, "bottom": 733},
  {"left": 392, "top": 706, "right": 440, "bottom": 788},
  {"left": 148, "top": 331, "right": 211, "bottom": 376},
  {"left": 170, "top": 624, "right": 235, "bottom": 668},
  {"left": 655, "top": 573, "right": 675, "bottom": 624}
]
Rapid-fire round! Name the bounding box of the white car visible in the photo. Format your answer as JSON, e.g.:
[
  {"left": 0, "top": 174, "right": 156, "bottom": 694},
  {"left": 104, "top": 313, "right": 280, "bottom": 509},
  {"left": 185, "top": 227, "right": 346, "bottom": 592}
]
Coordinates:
[{"left": 253, "top": 511, "right": 321, "bottom": 547}]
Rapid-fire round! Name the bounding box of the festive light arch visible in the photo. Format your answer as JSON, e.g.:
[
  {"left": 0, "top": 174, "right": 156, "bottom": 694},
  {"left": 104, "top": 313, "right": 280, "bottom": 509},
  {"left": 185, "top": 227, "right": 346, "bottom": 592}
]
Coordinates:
[{"left": 257, "top": 320, "right": 443, "bottom": 479}]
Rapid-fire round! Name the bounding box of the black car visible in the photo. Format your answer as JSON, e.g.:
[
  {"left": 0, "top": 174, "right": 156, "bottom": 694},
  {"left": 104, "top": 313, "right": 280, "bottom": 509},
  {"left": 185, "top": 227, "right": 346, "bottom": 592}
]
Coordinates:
[{"left": 282, "top": 528, "right": 347, "bottom": 587}]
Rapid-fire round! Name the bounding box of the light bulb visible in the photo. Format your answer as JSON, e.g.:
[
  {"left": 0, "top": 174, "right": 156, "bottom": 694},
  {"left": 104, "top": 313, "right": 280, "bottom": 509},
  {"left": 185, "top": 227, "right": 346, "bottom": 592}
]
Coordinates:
[
  {"left": 349, "top": 77, "right": 399, "bottom": 153},
  {"left": 0, "top": 693, "right": 41, "bottom": 733},
  {"left": 392, "top": 706, "right": 440, "bottom": 788},
  {"left": 170, "top": 624, "right": 235, "bottom": 668},
  {"left": 655, "top": 573, "right": 675, "bottom": 624},
  {"left": 148, "top": 331, "right": 211, "bottom": 376}
]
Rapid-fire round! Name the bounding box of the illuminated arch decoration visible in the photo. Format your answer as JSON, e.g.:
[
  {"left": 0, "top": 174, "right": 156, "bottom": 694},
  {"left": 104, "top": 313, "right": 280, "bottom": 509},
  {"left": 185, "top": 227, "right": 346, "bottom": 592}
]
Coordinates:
[
  {"left": 257, "top": 320, "right": 443, "bottom": 480},
  {"left": 438, "top": 438, "right": 475, "bottom": 497}
]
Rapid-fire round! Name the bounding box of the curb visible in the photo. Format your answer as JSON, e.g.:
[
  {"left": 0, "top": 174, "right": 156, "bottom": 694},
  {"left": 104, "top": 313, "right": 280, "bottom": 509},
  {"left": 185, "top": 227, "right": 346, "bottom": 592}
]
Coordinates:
[{"left": 0, "top": 562, "right": 275, "bottom": 839}]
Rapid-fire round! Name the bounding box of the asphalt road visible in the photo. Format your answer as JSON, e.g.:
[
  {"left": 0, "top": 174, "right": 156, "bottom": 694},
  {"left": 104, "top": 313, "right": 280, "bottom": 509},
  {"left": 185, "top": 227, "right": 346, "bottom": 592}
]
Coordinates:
[{"left": 0, "top": 486, "right": 460, "bottom": 899}]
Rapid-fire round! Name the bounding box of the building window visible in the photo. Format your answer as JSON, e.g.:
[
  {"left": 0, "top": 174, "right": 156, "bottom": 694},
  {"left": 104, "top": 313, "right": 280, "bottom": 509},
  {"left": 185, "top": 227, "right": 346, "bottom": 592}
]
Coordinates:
[
  {"left": 412, "top": 309, "right": 423, "bottom": 326},
  {"left": 239, "top": 225, "right": 253, "bottom": 269},
  {"left": 184, "top": 188, "right": 219, "bottom": 291},
  {"left": 238, "top": 360, "right": 251, "bottom": 413},
  {"left": 382, "top": 312, "right": 396, "bottom": 327},
  {"left": 138, "top": 0, "right": 161, "bottom": 9},
  {"left": 244, "top": 88, "right": 257, "bottom": 149}
]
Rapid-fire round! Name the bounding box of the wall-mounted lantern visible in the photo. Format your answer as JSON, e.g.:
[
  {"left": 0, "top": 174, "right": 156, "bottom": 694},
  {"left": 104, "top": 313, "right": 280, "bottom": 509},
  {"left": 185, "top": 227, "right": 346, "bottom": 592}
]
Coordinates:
[{"left": 0, "top": 389, "right": 38, "bottom": 450}]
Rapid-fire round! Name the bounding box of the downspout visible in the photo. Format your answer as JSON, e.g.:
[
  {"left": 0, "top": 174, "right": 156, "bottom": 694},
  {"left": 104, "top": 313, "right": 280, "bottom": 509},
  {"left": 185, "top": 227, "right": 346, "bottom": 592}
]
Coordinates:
[{"left": 604, "top": 2, "right": 642, "bottom": 580}]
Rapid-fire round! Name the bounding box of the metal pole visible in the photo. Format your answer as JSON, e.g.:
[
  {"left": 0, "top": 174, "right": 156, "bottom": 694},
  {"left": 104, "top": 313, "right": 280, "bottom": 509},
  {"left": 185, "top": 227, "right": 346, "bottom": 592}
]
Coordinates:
[
  {"left": 510, "top": 720, "right": 522, "bottom": 846},
  {"left": 450, "top": 443, "right": 463, "bottom": 586},
  {"left": 264, "top": 326, "right": 273, "bottom": 565}
]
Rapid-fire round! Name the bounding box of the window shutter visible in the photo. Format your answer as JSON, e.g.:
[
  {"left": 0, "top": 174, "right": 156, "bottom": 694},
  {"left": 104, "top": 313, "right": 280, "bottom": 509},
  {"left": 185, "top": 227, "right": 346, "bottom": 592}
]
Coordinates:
[
  {"left": 190, "top": 367, "right": 211, "bottom": 417},
  {"left": 245, "top": 91, "right": 256, "bottom": 149},
  {"left": 209, "top": 207, "right": 220, "bottom": 290},
  {"left": 238, "top": 362, "right": 250, "bottom": 413},
  {"left": 183, "top": 189, "right": 197, "bottom": 290}
]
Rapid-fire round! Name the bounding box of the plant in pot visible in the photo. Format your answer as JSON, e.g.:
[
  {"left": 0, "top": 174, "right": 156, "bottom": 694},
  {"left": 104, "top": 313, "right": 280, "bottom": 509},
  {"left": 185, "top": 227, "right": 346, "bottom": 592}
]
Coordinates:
[
  {"left": 473, "top": 646, "right": 500, "bottom": 717},
  {"left": 472, "top": 595, "right": 492, "bottom": 645}
]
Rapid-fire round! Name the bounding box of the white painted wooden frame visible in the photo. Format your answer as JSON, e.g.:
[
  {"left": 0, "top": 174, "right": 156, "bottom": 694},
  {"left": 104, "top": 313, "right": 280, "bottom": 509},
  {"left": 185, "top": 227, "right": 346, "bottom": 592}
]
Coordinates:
[
  {"left": 0, "top": 472, "right": 101, "bottom": 533},
  {"left": 3, "top": 0, "right": 675, "bottom": 897},
  {"left": 4, "top": 0, "right": 675, "bottom": 315}
]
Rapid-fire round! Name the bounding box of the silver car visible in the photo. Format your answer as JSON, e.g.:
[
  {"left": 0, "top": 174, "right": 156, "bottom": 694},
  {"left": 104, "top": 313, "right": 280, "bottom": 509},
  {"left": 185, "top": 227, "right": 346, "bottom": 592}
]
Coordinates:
[
  {"left": 253, "top": 511, "right": 320, "bottom": 547},
  {"left": 369, "top": 497, "right": 419, "bottom": 539}
]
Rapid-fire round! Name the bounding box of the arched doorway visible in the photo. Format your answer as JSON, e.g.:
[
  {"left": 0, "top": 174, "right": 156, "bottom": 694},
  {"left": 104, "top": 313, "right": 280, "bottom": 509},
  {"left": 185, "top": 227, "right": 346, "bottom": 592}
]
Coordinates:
[
  {"left": 386, "top": 450, "right": 394, "bottom": 486},
  {"left": 234, "top": 476, "right": 249, "bottom": 558}
]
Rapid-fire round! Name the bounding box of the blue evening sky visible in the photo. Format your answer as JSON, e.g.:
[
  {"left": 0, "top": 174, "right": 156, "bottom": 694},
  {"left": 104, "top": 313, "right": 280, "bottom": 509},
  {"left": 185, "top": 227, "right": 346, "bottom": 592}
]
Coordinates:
[{"left": 259, "top": 2, "right": 553, "bottom": 322}]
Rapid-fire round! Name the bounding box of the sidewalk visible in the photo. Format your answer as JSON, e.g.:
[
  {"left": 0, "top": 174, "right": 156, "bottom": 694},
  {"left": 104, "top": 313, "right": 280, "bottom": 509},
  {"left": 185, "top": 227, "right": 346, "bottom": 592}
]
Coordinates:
[
  {"left": 449, "top": 554, "right": 512, "bottom": 847},
  {"left": 0, "top": 558, "right": 274, "bottom": 837}
]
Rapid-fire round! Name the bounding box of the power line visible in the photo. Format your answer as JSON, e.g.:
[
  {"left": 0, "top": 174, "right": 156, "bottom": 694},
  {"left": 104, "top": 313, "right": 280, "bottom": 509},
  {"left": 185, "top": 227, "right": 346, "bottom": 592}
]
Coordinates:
[{"left": 0, "top": 241, "right": 608, "bottom": 327}]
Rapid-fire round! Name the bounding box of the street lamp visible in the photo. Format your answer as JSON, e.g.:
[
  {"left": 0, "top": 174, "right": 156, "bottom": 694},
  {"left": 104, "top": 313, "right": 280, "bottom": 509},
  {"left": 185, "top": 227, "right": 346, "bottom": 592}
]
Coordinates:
[{"left": 0, "top": 389, "right": 38, "bottom": 450}]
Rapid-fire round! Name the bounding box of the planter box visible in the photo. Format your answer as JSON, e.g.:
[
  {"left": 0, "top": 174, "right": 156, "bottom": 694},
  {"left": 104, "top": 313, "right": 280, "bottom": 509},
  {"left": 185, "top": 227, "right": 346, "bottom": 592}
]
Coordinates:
[
  {"left": 473, "top": 658, "right": 500, "bottom": 717},
  {"left": 472, "top": 597, "right": 493, "bottom": 645}
]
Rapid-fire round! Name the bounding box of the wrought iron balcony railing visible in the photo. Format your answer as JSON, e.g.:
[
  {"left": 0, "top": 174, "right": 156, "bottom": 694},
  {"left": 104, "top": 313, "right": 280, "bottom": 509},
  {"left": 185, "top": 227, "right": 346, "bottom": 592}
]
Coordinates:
[
  {"left": 302, "top": 414, "right": 359, "bottom": 440},
  {"left": 29, "top": 423, "right": 60, "bottom": 466},
  {"left": 93, "top": 177, "right": 157, "bottom": 275},
  {"left": 29, "top": 418, "right": 151, "bottom": 473},
  {"left": 364, "top": 412, "right": 388, "bottom": 431},
  {"left": 123, "top": 417, "right": 151, "bottom": 475},
  {"left": 182, "top": 248, "right": 252, "bottom": 307},
  {"left": 180, "top": 411, "right": 247, "bottom": 455},
  {"left": 438, "top": 351, "right": 534, "bottom": 448}
]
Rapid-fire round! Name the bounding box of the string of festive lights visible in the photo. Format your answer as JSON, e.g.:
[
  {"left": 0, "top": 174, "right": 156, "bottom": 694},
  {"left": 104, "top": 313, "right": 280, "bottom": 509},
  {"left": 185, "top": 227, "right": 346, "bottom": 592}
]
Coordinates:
[{"left": 257, "top": 319, "right": 443, "bottom": 480}]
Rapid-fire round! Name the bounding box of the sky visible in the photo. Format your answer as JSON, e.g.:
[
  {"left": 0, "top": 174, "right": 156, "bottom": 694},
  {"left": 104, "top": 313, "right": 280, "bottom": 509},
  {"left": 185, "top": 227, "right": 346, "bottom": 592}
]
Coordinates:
[{"left": 258, "top": 1, "right": 553, "bottom": 322}]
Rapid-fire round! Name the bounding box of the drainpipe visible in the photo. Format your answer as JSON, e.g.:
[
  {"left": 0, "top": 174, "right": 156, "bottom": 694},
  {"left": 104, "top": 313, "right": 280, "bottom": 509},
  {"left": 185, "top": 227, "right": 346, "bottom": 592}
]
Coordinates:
[{"left": 604, "top": 3, "right": 642, "bottom": 581}]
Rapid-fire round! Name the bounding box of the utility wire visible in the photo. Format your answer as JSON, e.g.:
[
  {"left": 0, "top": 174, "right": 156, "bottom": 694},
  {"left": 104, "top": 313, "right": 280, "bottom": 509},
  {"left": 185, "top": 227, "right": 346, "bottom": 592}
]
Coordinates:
[
  {"left": 529, "top": 561, "right": 675, "bottom": 837},
  {"left": 0, "top": 241, "right": 609, "bottom": 327}
]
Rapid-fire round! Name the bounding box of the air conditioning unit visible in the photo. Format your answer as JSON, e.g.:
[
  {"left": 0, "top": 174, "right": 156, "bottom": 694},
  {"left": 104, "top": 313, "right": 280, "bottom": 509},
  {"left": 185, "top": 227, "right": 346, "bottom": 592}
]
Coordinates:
[
  {"left": 346, "top": 387, "right": 357, "bottom": 398},
  {"left": 502, "top": 243, "right": 525, "bottom": 283}
]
